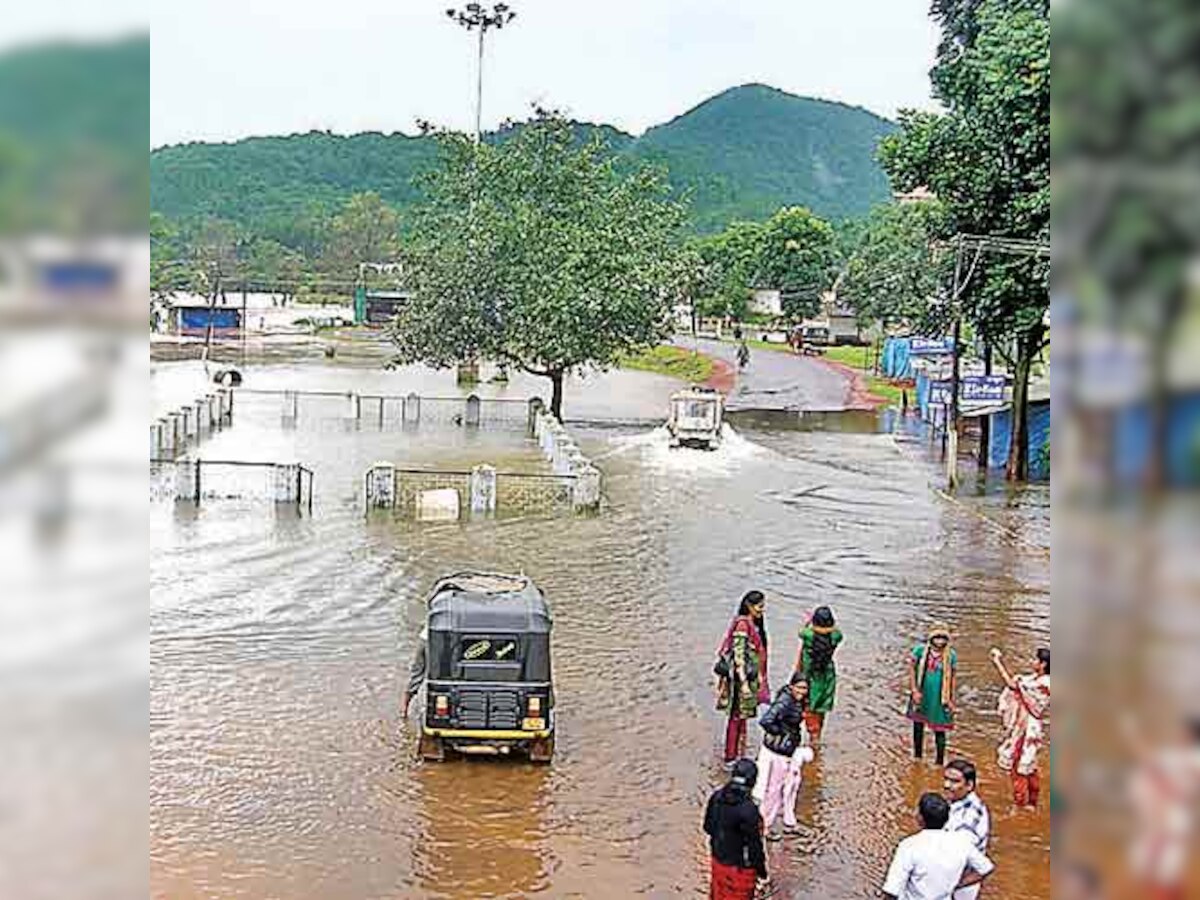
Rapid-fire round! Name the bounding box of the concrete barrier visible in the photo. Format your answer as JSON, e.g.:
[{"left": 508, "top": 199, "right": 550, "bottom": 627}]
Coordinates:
[
  {"left": 364, "top": 462, "right": 396, "bottom": 509},
  {"left": 470, "top": 464, "right": 497, "bottom": 514},
  {"left": 417, "top": 488, "right": 461, "bottom": 521}
]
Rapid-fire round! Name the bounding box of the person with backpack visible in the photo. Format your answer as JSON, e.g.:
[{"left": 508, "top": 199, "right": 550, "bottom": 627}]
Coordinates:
[
  {"left": 716, "top": 591, "right": 771, "bottom": 764},
  {"left": 795, "top": 606, "right": 843, "bottom": 742},
  {"left": 754, "top": 672, "right": 816, "bottom": 840},
  {"left": 704, "top": 758, "right": 769, "bottom": 900}
]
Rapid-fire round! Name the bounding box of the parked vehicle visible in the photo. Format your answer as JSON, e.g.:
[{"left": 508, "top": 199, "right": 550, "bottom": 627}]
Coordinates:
[
  {"left": 667, "top": 386, "right": 725, "bottom": 450},
  {"left": 418, "top": 572, "right": 555, "bottom": 763}
]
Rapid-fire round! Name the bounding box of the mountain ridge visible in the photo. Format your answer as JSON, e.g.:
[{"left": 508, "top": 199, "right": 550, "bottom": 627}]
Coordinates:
[{"left": 151, "top": 83, "right": 898, "bottom": 238}]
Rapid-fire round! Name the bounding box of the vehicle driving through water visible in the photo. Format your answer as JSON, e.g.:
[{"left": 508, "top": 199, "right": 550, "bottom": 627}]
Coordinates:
[
  {"left": 666, "top": 386, "right": 726, "bottom": 450},
  {"left": 417, "top": 572, "right": 555, "bottom": 762}
]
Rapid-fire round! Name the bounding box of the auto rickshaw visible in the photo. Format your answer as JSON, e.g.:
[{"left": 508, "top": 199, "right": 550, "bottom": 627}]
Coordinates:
[
  {"left": 666, "top": 386, "right": 725, "bottom": 450},
  {"left": 417, "top": 572, "right": 555, "bottom": 763}
]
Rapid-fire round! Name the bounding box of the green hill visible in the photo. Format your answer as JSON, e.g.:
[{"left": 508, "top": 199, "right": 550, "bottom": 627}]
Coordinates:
[
  {"left": 0, "top": 35, "right": 148, "bottom": 230},
  {"left": 151, "top": 83, "right": 896, "bottom": 241},
  {"left": 631, "top": 84, "right": 896, "bottom": 232}
]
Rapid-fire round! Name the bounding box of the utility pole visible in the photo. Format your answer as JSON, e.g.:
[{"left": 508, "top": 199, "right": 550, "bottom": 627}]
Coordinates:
[
  {"left": 446, "top": 3, "right": 517, "bottom": 143},
  {"left": 946, "top": 236, "right": 964, "bottom": 491}
]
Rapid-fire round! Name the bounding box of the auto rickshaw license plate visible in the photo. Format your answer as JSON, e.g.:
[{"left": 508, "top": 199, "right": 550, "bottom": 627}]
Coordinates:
[{"left": 522, "top": 717, "right": 546, "bottom": 731}]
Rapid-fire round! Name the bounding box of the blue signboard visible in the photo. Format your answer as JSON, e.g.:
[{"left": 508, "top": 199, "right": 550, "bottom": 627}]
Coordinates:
[
  {"left": 929, "top": 380, "right": 953, "bottom": 406},
  {"left": 180, "top": 307, "right": 241, "bottom": 333},
  {"left": 909, "top": 337, "right": 956, "bottom": 356},
  {"left": 961, "top": 375, "right": 1007, "bottom": 404}
]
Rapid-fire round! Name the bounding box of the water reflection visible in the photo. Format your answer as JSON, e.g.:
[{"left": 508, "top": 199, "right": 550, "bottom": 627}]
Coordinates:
[{"left": 412, "top": 761, "right": 552, "bottom": 899}]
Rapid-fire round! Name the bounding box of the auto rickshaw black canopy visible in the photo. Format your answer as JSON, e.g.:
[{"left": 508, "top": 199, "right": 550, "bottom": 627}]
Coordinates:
[{"left": 425, "top": 572, "right": 552, "bottom": 683}]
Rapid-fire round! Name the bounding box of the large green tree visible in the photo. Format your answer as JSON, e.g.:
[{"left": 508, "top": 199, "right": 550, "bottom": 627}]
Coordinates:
[
  {"left": 322, "top": 191, "right": 400, "bottom": 282},
  {"left": 690, "top": 206, "right": 836, "bottom": 321},
  {"left": 840, "top": 200, "right": 952, "bottom": 333},
  {"left": 880, "top": 0, "right": 1049, "bottom": 480},
  {"left": 756, "top": 206, "right": 837, "bottom": 320},
  {"left": 390, "top": 111, "right": 693, "bottom": 417}
]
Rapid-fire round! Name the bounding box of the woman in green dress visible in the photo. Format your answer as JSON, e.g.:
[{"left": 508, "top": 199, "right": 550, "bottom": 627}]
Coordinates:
[
  {"left": 794, "top": 606, "right": 843, "bottom": 742},
  {"left": 906, "top": 622, "right": 957, "bottom": 765}
]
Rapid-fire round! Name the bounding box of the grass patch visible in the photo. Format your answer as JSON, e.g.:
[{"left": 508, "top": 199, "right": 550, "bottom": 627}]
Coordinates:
[
  {"left": 620, "top": 345, "right": 715, "bottom": 382},
  {"left": 822, "top": 344, "right": 875, "bottom": 368},
  {"left": 820, "top": 344, "right": 910, "bottom": 406}
]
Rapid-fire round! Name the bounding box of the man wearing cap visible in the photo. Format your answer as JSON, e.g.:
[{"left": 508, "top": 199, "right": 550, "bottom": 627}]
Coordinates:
[{"left": 703, "top": 758, "right": 769, "bottom": 899}]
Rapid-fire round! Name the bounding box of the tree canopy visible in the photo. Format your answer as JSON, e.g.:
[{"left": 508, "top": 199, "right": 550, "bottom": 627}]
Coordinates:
[
  {"left": 689, "top": 206, "right": 837, "bottom": 320},
  {"left": 880, "top": 0, "right": 1049, "bottom": 479},
  {"left": 839, "top": 200, "right": 952, "bottom": 332},
  {"left": 389, "top": 111, "right": 694, "bottom": 417}
]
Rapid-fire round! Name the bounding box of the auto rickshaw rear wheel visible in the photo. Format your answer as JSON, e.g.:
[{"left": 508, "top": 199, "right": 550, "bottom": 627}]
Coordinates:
[
  {"left": 528, "top": 735, "right": 554, "bottom": 764},
  {"left": 418, "top": 730, "right": 446, "bottom": 762}
]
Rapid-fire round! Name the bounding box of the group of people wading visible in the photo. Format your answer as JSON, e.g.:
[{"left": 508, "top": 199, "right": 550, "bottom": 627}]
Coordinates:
[{"left": 703, "top": 591, "right": 1051, "bottom": 900}]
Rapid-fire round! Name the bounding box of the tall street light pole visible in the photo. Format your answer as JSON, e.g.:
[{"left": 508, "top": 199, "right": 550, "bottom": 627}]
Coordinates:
[{"left": 446, "top": 3, "right": 517, "bottom": 143}]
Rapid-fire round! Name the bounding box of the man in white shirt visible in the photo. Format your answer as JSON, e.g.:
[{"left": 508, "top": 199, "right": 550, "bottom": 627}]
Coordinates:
[
  {"left": 882, "top": 793, "right": 995, "bottom": 900},
  {"left": 944, "top": 759, "right": 991, "bottom": 900}
]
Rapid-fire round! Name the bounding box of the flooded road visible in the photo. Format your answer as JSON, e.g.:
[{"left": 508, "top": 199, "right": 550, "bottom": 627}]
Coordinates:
[{"left": 150, "top": 359, "right": 1049, "bottom": 899}]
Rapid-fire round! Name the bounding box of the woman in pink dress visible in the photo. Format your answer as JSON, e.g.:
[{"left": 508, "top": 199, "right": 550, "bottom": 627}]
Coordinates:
[{"left": 990, "top": 647, "right": 1050, "bottom": 808}]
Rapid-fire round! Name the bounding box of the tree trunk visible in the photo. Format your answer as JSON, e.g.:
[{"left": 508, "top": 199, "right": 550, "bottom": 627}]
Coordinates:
[
  {"left": 548, "top": 369, "right": 565, "bottom": 420},
  {"left": 1006, "top": 328, "right": 1042, "bottom": 482}
]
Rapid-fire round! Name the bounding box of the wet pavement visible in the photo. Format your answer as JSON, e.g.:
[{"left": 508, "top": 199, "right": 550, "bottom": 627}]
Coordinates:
[
  {"left": 689, "top": 338, "right": 852, "bottom": 412},
  {"left": 150, "top": 356, "right": 1049, "bottom": 899}
]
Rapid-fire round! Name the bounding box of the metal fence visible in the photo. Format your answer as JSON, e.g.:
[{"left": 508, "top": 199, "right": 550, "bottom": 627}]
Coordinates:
[
  {"left": 150, "top": 457, "right": 314, "bottom": 510},
  {"left": 233, "top": 389, "right": 536, "bottom": 432},
  {"left": 364, "top": 464, "right": 582, "bottom": 519}
]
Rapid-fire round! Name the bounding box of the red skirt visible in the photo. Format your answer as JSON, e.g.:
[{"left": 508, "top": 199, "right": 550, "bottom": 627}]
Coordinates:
[{"left": 711, "top": 858, "right": 757, "bottom": 900}]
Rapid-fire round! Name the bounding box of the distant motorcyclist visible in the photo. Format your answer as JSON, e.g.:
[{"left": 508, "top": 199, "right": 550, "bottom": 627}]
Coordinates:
[{"left": 737, "top": 341, "right": 750, "bottom": 370}]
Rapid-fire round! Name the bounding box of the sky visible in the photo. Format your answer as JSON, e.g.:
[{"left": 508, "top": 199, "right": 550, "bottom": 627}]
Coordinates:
[
  {"left": 150, "top": 0, "right": 941, "bottom": 149},
  {"left": 0, "top": 0, "right": 146, "bottom": 51}
]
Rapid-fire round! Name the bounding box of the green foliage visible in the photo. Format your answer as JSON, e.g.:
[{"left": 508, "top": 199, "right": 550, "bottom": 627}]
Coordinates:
[
  {"left": 323, "top": 191, "right": 400, "bottom": 280},
  {"left": 151, "top": 84, "right": 895, "bottom": 246},
  {"left": 880, "top": 0, "right": 1049, "bottom": 478},
  {"left": 0, "top": 36, "right": 147, "bottom": 232},
  {"left": 757, "top": 206, "right": 838, "bottom": 319},
  {"left": 840, "top": 200, "right": 952, "bottom": 330},
  {"left": 690, "top": 205, "right": 836, "bottom": 320},
  {"left": 390, "top": 112, "right": 694, "bottom": 416}
]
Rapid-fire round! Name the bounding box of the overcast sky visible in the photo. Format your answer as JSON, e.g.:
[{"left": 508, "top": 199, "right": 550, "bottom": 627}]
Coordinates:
[
  {"left": 0, "top": 0, "right": 145, "bottom": 52},
  {"left": 150, "top": 0, "right": 940, "bottom": 148}
]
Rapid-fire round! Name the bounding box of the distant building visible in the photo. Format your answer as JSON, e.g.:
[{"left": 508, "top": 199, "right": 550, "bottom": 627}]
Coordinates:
[
  {"left": 895, "top": 185, "right": 937, "bottom": 205},
  {"left": 363, "top": 289, "right": 411, "bottom": 325},
  {"left": 748, "top": 289, "right": 782, "bottom": 317},
  {"left": 169, "top": 303, "right": 243, "bottom": 337},
  {"left": 0, "top": 236, "right": 148, "bottom": 326}
]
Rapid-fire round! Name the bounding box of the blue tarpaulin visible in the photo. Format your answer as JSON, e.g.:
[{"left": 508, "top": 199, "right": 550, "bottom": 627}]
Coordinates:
[
  {"left": 881, "top": 337, "right": 914, "bottom": 379},
  {"left": 987, "top": 401, "right": 1051, "bottom": 480},
  {"left": 1111, "top": 393, "right": 1200, "bottom": 486}
]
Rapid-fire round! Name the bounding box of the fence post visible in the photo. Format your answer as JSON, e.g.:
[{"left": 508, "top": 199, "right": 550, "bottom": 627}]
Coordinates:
[
  {"left": 273, "top": 462, "right": 301, "bottom": 504},
  {"left": 465, "top": 394, "right": 482, "bottom": 428},
  {"left": 470, "top": 464, "right": 497, "bottom": 515},
  {"left": 364, "top": 462, "right": 397, "bottom": 511},
  {"left": 403, "top": 393, "right": 421, "bottom": 427},
  {"left": 572, "top": 465, "right": 602, "bottom": 513},
  {"left": 195, "top": 400, "right": 206, "bottom": 436},
  {"left": 281, "top": 391, "right": 298, "bottom": 428},
  {"left": 206, "top": 394, "right": 218, "bottom": 430},
  {"left": 150, "top": 422, "right": 161, "bottom": 458},
  {"left": 527, "top": 397, "right": 544, "bottom": 438},
  {"left": 175, "top": 457, "right": 200, "bottom": 503}
]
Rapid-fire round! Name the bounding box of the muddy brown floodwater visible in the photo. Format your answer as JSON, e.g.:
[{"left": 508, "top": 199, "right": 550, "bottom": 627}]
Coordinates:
[{"left": 150, "top": 359, "right": 1049, "bottom": 900}]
